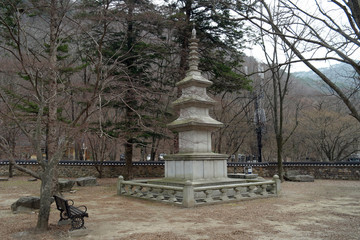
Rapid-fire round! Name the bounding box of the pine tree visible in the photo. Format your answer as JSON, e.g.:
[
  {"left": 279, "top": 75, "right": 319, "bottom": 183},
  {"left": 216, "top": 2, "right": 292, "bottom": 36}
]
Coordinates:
[
  {"left": 78, "top": 0, "right": 172, "bottom": 178},
  {"left": 164, "top": 0, "right": 254, "bottom": 94}
]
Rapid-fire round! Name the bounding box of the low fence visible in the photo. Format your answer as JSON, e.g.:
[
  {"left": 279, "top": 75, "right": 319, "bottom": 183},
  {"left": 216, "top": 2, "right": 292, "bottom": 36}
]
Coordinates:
[
  {"left": 117, "top": 175, "right": 281, "bottom": 207},
  {"left": 1, "top": 160, "right": 360, "bottom": 180},
  {"left": 229, "top": 162, "right": 360, "bottom": 180},
  {"left": 0, "top": 160, "right": 164, "bottom": 178}
]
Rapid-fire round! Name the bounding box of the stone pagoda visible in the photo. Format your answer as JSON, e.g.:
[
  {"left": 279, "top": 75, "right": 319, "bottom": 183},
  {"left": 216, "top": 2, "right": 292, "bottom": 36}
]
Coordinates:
[
  {"left": 164, "top": 27, "right": 228, "bottom": 183},
  {"left": 117, "top": 26, "right": 281, "bottom": 207}
]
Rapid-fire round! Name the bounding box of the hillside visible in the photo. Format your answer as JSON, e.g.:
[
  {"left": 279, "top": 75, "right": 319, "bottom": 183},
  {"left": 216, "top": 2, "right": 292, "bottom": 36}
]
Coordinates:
[{"left": 292, "top": 63, "right": 359, "bottom": 92}]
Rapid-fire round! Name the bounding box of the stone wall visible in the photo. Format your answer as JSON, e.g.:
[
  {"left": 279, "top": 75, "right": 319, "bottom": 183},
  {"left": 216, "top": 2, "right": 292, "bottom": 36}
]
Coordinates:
[
  {"left": 228, "top": 163, "right": 360, "bottom": 180},
  {"left": 0, "top": 162, "right": 164, "bottom": 178},
  {"left": 1, "top": 161, "right": 360, "bottom": 180}
]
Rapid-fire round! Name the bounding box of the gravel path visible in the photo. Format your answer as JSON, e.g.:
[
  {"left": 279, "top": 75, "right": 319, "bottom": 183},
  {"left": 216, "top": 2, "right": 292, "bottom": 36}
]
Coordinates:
[{"left": 1, "top": 177, "right": 360, "bottom": 240}]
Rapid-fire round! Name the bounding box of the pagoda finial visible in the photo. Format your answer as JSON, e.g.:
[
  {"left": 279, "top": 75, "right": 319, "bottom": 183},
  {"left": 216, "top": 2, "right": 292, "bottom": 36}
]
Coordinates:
[
  {"left": 192, "top": 23, "right": 196, "bottom": 39},
  {"left": 188, "top": 23, "right": 200, "bottom": 73}
]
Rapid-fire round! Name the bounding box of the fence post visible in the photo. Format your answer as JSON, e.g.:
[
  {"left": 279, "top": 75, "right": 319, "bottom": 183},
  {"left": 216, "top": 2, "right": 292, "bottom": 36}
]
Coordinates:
[
  {"left": 117, "top": 175, "right": 124, "bottom": 195},
  {"left": 183, "top": 180, "right": 195, "bottom": 207},
  {"left": 273, "top": 175, "right": 281, "bottom": 196}
]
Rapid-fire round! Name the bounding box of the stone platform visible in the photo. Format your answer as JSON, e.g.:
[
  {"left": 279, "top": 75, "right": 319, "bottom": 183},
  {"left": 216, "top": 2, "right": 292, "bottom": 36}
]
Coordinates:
[{"left": 117, "top": 175, "right": 281, "bottom": 207}]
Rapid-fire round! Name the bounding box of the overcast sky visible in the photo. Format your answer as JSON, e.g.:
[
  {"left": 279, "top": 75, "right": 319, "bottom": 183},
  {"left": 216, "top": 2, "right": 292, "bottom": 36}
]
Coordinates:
[
  {"left": 153, "top": 0, "right": 358, "bottom": 73},
  {"left": 245, "top": 0, "right": 359, "bottom": 73}
]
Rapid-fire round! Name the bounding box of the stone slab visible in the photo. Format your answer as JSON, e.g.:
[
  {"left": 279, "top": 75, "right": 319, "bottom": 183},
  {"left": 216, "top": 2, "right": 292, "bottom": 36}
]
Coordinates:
[
  {"left": 286, "top": 175, "right": 315, "bottom": 182},
  {"left": 76, "top": 176, "right": 97, "bottom": 186},
  {"left": 11, "top": 196, "right": 40, "bottom": 213},
  {"left": 58, "top": 179, "right": 75, "bottom": 192},
  {"left": 285, "top": 170, "right": 314, "bottom": 182}
]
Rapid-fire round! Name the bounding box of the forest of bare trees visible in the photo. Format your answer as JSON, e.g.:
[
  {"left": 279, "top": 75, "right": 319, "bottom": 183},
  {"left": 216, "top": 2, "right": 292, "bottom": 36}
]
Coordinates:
[{"left": 0, "top": 0, "right": 359, "bottom": 230}]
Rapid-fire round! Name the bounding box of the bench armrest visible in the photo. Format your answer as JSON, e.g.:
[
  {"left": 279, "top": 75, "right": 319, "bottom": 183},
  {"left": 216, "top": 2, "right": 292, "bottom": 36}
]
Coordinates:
[
  {"left": 66, "top": 199, "right": 74, "bottom": 206},
  {"left": 77, "top": 205, "right": 87, "bottom": 213}
]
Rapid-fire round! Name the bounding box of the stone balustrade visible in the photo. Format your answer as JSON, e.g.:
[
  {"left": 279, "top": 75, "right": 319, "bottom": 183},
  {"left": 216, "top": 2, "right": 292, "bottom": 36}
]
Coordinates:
[
  {"left": 117, "top": 175, "right": 281, "bottom": 207},
  {"left": 117, "top": 177, "right": 183, "bottom": 205}
]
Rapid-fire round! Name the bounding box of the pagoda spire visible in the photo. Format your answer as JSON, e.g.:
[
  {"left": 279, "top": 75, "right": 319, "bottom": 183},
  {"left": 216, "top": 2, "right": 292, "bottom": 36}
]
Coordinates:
[
  {"left": 188, "top": 24, "right": 200, "bottom": 72},
  {"left": 167, "top": 24, "right": 223, "bottom": 152}
]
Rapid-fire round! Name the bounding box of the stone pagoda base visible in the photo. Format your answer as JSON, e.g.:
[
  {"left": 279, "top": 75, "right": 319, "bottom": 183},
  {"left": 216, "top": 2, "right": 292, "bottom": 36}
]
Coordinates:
[{"left": 164, "top": 153, "right": 228, "bottom": 181}]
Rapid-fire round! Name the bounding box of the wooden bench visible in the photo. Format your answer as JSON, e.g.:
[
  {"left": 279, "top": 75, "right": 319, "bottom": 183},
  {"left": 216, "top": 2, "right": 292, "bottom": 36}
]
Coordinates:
[{"left": 53, "top": 195, "right": 89, "bottom": 230}]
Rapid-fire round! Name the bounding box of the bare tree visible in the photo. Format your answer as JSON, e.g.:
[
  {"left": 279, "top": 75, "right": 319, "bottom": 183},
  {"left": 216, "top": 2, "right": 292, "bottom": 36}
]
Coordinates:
[
  {"left": 257, "top": 4, "right": 300, "bottom": 179},
  {"left": 300, "top": 102, "right": 360, "bottom": 161},
  {"left": 0, "top": 0, "right": 118, "bottom": 230},
  {"left": 212, "top": 90, "right": 254, "bottom": 157},
  {"left": 0, "top": 0, "right": 69, "bottom": 229},
  {"left": 236, "top": 0, "right": 360, "bottom": 123}
]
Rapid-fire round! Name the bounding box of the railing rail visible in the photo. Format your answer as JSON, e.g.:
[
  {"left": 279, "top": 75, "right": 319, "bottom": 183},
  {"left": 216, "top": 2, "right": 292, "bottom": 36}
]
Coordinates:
[{"left": 193, "top": 180, "right": 275, "bottom": 192}]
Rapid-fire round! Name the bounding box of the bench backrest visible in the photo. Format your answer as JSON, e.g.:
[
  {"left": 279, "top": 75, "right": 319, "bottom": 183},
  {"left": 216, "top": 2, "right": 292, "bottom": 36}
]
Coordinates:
[{"left": 54, "top": 195, "right": 70, "bottom": 214}]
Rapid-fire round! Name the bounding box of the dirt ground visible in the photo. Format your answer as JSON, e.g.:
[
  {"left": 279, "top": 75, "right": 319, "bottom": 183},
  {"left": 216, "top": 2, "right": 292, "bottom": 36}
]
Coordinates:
[{"left": 0, "top": 177, "right": 360, "bottom": 240}]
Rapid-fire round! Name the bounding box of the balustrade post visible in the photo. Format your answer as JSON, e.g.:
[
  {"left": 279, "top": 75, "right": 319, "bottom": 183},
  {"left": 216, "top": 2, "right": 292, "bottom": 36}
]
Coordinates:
[
  {"left": 135, "top": 186, "right": 143, "bottom": 197},
  {"left": 183, "top": 180, "right": 195, "bottom": 207},
  {"left": 156, "top": 188, "right": 165, "bottom": 200},
  {"left": 234, "top": 187, "right": 243, "bottom": 200},
  {"left": 145, "top": 187, "right": 154, "bottom": 199},
  {"left": 220, "top": 188, "right": 229, "bottom": 201},
  {"left": 247, "top": 185, "right": 256, "bottom": 197},
  {"left": 204, "top": 190, "right": 214, "bottom": 203},
  {"left": 260, "top": 184, "right": 268, "bottom": 196},
  {"left": 273, "top": 175, "right": 281, "bottom": 196},
  {"left": 128, "top": 185, "right": 134, "bottom": 195},
  {"left": 117, "top": 175, "right": 124, "bottom": 195},
  {"left": 168, "top": 190, "right": 177, "bottom": 202}
]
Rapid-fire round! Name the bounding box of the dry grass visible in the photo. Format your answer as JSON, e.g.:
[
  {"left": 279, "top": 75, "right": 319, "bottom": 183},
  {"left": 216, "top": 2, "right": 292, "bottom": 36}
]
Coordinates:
[{"left": 1, "top": 177, "right": 360, "bottom": 240}]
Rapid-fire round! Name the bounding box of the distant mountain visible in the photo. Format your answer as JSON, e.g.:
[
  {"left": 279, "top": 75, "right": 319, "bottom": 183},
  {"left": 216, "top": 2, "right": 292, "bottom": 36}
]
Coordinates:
[{"left": 292, "top": 63, "right": 359, "bottom": 91}]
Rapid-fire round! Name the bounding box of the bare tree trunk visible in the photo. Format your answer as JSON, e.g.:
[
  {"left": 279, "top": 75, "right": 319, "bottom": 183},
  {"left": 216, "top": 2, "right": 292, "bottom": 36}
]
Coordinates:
[
  {"left": 8, "top": 162, "right": 13, "bottom": 178},
  {"left": 75, "top": 141, "right": 82, "bottom": 160},
  {"left": 124, "top": 139, "right": 133, "bottom": 180},
  {"left": 123, "top": 1, "right": 135, "bottom": 180},
  {"left": 37, "top": 0, "right": 59, "bottom": 230},
  {"left": 37, "top": 168, "right": 54, "bottom": 230},
  {"left": 276, "top": 136, "right": 284, "bottom": 181},
  {"left": 216, "top": 132, "right": 223, "bottom": 153},
  {"left": 348, "top": 0, "right": 360, "bottom": 29}
]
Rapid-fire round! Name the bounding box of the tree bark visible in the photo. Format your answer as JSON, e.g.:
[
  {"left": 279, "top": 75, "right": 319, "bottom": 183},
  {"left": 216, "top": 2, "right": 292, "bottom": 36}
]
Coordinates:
[
  {"left": 8, "top": 161, "right": 13, "bottom": 178},
  {"left": 124, "top": 139, "right": 133, "bottom": 180},
  {"left": 36, "top": 168, "right": 54, "bottom": 230}
]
